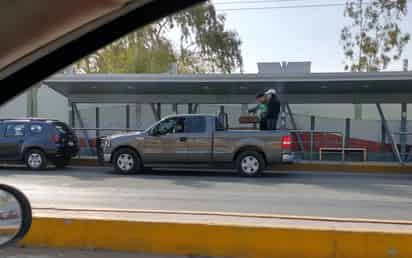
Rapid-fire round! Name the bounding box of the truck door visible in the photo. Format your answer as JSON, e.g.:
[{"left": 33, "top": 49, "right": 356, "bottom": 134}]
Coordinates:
[
  {"left": 0, "top": 123, "right": 26, "bottom": 160},
  {"left": 143, "top": 117, "right": 187, "bottom": 163},
  {"left": 181, "top": 116, "right": 212, "bottom": 163}
]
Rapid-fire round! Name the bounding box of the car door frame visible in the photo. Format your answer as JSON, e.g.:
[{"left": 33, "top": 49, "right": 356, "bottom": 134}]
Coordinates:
[{"left": 0, "top": 122, "right": 27, "bottom": 161}]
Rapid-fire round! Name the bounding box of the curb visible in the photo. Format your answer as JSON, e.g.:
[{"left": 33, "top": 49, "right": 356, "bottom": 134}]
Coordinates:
[
  {"left": 271, "top": 162, "right": 412, "bottom": 173},
  {"left": 20, "top": 215, "right": 412, "bottom": 258},
  {"left": 71, "top": 158, "right": 412, "bottom": 173}
]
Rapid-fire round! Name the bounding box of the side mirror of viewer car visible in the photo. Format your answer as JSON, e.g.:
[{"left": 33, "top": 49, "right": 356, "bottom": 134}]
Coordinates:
[{"left": 0, "top": 184, "right": 32, "bottom": 247}]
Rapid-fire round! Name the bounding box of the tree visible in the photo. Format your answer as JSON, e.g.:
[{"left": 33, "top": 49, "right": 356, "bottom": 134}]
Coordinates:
[
  {"left": 341, "top": 0, "right": 410, "bottom": 72},
  {"left": 75, "top": 2, "right": 243, "bottom": 74}
]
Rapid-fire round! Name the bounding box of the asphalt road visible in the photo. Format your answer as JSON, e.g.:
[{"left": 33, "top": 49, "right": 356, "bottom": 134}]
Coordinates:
[{"left": 0, "top": 166, "right": 411, "bottom": 220}]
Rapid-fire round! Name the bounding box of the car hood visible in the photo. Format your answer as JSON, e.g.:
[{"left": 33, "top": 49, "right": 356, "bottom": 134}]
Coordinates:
[{"left": 108, "top": 131, "right": 143, "bottom": 140}]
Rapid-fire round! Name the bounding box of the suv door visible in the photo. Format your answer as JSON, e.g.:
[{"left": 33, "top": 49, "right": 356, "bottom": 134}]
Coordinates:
[
  {"left": 143, "top": 117, "right": 187, "bottom": 163},
  {"left": 0, "top": 123, "right": 26, "bottom": 160}
]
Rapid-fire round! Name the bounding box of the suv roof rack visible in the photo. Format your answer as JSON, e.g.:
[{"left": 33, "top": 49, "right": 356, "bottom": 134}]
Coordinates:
[{"left": 0, "top": 117, "right": 59, "bottom": 122}]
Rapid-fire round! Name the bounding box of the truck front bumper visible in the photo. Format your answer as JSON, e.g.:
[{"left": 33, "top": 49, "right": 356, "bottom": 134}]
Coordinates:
[{"left": 103, "top": 153, "right": 112, "bottom": 163}]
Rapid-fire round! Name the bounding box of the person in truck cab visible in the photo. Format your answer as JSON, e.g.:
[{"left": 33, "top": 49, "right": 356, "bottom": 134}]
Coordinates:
[{"left": 248, "top": 92, "right": 268, "bottom": 130}]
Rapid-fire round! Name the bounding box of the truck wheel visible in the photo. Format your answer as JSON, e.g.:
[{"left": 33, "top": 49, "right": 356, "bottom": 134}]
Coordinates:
[
  {"left": 25, "top": 149, "right": 48, "bottom": 170},
  {"left": 236, "top": 151, "right": 265, "bottom": 177},
  {"left": 113, "top": 148, "right": 141, "bottom": 174}
]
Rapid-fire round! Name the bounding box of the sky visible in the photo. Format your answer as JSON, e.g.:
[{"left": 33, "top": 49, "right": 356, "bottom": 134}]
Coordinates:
[{"left": 209, "top": 0, "right": 412, "bottom": 73}]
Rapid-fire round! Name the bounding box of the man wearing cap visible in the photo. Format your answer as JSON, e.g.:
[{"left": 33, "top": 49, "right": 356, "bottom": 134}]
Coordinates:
[
  {"left": 265, "top": 89, "right": 281, "bottom": 130},
  {"left": 248, "top": 92, "right": 268, "bottom": 130}
]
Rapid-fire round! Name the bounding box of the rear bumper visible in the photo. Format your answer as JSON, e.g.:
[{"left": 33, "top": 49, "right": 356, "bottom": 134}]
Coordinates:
[{"left": 281, "top": 152, "right": 294, "bottom": 163}]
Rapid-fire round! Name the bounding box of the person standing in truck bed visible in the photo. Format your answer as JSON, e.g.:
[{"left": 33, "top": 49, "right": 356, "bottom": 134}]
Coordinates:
[
  {"left": 248, "top": 92, "right": 268, "bottom": 130},
  {"left": 265, "top": 89, "right": 281, "bottom": 130}
]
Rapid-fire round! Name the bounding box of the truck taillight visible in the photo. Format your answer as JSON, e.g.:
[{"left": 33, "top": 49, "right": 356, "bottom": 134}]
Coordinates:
[
  {"left": 281, "top": 135, "right": 292, "bottom": 150},
  {"left": 53, "top": 134, "right": 60, "bottom": 143}
]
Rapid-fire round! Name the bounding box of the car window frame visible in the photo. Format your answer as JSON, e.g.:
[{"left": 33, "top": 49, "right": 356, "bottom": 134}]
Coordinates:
[
  {"left": 4, "top": 123, "right": 26, "bottom": 138},
  {"left": 28, "top": 123, "right": 44, "bottom": 135},
  {"left": 184, "top": 116, "right": 206, "bottom": 134}
]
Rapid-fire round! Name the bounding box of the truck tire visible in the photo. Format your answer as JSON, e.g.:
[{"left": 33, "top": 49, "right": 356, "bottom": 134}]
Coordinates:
[
  {"left": 113, "top": 148, "right": 141, "bottom": 174},
  {"left": 236, "top": 150, "right": 265, "bottom": 177},
  {"left": 25, "top": 149, "right": 48, "bottom": 170}
]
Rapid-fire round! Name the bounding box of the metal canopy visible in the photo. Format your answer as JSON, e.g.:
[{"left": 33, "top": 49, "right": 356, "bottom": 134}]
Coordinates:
[{"left": 45, "top": 71, "right": 412, "bottom": 104}]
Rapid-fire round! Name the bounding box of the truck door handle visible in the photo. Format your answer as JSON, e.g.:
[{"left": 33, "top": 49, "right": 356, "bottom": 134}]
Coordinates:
[{"left": 179, "top": 137, "right": 187, "bottom": 142}]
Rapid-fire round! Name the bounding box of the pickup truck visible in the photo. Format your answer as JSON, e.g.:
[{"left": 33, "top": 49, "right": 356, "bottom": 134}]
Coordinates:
[{"left": 101, "top": 114, "right": 293, "bottom": 176}]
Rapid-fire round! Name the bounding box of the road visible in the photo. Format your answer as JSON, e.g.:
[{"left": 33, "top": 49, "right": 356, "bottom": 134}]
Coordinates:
[{"left": 0, "top": 166, "right": 411, "bottom": 220}]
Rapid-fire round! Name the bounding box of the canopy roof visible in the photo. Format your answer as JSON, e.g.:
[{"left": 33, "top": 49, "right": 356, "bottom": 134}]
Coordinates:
[{"left": 45, "top": 71, "right": 412, "bottom": 104}]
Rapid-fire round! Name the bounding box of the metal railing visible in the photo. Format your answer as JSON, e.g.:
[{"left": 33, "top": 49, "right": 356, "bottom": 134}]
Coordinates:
[{"left": 289, "top": 130, "right": 346, "bottom": 162}]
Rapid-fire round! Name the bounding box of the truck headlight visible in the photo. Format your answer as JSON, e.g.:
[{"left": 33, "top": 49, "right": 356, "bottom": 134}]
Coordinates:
[{"left": 103, "top": 138, "right": 111, "bottom": 149}]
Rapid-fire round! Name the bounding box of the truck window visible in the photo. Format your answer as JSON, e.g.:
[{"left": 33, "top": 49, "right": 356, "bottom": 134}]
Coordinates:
[
  {"left": 154, "top": 118, "right": 185, "bottom": 135},
  {"left": 184, "top": 117, "right": 206, "bottom": 133}
]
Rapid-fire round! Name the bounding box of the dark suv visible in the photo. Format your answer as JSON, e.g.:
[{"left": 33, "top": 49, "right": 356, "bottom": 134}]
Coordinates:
[{"left": 0, "top": 118, "right": 79, "bottom": 170}]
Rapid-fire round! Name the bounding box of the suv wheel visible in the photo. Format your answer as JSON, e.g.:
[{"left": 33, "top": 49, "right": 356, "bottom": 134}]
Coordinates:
[
  {"left": 113, "top": 148, "right": 140, "bottom": 174},
  {"left": 236, "top": 151, "right": 265, "bottom": 177},
  {"left": 25, "top": 149, "right": 48, "bottom": 170}
]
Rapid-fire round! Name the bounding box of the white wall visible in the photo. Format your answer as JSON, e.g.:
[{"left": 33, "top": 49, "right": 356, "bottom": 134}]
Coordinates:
[{"left": 0, "top": 92, "right": 27, "bottom": 118}]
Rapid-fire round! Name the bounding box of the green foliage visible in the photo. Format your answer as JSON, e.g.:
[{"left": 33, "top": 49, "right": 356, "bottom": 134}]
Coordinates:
[
  {"left": 75, "top": 2, "right": 242, "bottom": 74},
  {"left": 341, "top": 0, "right": 410, "bottom": 71}
]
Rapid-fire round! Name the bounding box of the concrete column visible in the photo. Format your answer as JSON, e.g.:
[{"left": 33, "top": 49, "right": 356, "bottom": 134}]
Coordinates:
[
  {"left": 26, "top": 84, "right": 40, "bottom": 117},
  {"left": 135, "top": 104, "right": 142, "bottom": 129},
  {"left": 344, "top": 118, "right": 351, "bottom": 148},
  {"left": 126, "top": 104, "right": 130, "bottom": 130},
  {"left": 354, "top": 103, "right": 362, "bottom": 120},
  {"left": 95, "top": 107, "right": 100, "bottom": 138},
  {"left": 400, "top": 103, "right": 407, "bottom": 160},
  {"left": 310, "top": 115, "right": 315, "bottom": 161},
  {"left": 70, "top": 103, "right": 75, "bottom": 128},
  {"left": 241, "top": 104, "right": 248, "bottom": 115}
]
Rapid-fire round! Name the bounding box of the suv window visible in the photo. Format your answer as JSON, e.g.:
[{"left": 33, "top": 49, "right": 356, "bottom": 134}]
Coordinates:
[
  {"left": 29, "top": 124, "right": 43, "bottom": 134},
  {"left": 5, "top": 124, "right": 25, "bottom": 137},
  {"left": 184, "top": 117, "right": 206, "bottom": 133}
]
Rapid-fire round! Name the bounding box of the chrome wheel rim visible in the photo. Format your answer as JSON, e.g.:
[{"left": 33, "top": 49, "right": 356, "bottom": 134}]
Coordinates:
[
  {"left": 241, "top": 155, "right": 259, "bottom": 174},
  {"left": 117, "top": 153, "right": 134, "bottom": 172},
  {"left": 28, "top": 153, "right": 42, "bottom": 169}
]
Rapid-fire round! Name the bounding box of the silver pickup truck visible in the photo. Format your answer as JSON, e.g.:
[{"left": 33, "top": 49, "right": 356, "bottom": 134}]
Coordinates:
[{"left": 101, "top": 114, "right": 293, "bottom": 176}]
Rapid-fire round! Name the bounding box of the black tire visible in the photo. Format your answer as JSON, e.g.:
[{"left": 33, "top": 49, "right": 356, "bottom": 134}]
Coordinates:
[
  {"left": 112, "top": 148, "right": 141, "bottom": 174},
  {"left": 236, "top": 150, "right": 265, "bottom": 177},
  {"left": 53, "top": 157, "right": 71, "bottom": 169},
  {"left": 24, "top": 149, "right": 48, "bottom": 170}
]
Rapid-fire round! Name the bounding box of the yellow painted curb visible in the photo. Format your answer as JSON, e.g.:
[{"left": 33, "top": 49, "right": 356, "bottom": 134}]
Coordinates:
[
  {"left": 271, "top": 163, "right": 412, "bottom": 173},
  {"left": 20, "top": 216, "right": 412, "bottom": 258}
]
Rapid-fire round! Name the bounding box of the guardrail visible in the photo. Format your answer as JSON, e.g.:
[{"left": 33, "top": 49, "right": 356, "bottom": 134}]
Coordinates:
[{"left": 290, "top": 130, "right": 346, "bottom": 162}]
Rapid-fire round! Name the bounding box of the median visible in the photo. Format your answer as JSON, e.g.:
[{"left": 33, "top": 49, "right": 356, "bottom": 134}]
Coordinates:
[{"left": 20, "top": 208, "right": 412, "bottom": 258}]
